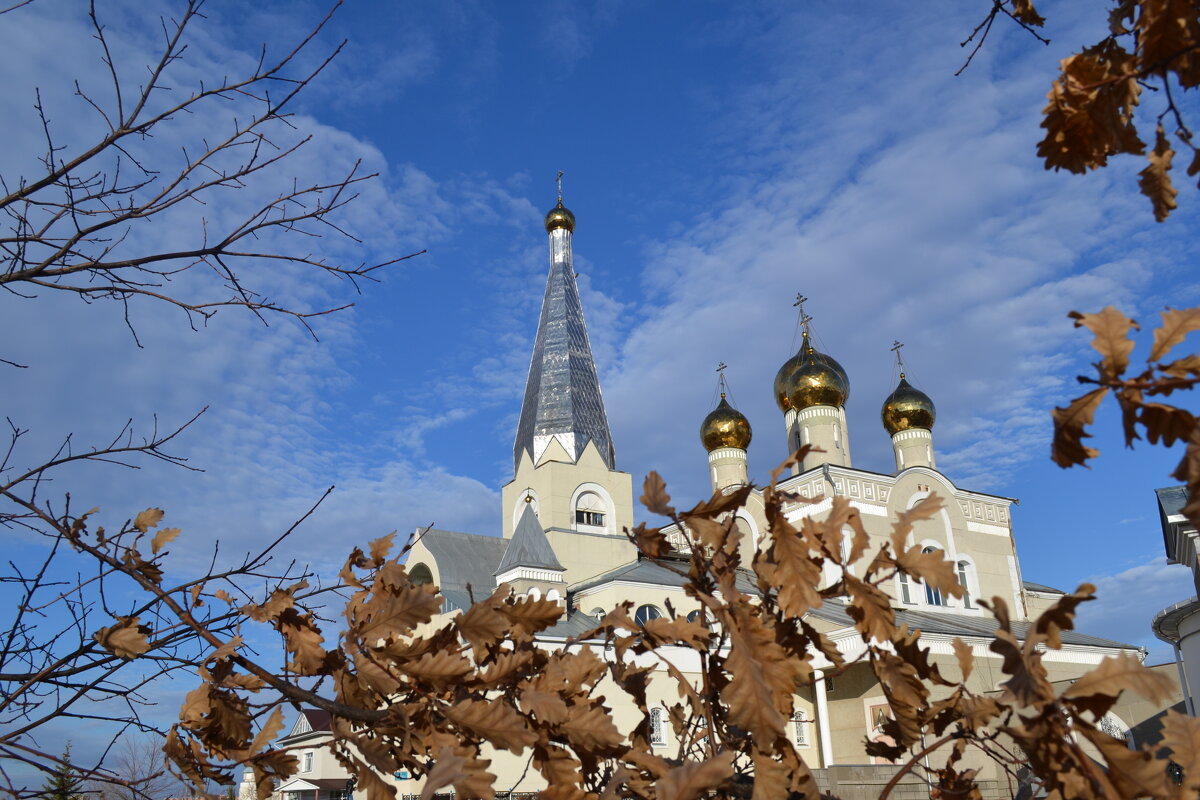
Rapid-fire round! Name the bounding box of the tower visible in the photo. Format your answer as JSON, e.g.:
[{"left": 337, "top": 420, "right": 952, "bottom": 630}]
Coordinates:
[
  {"left": 500, "top": 182, "right": 635, "bottom": 582},
  {"left": 773, "top": 307, "right": 851, "bottom": 473},
  {"left": 881, "top": 345, "right": 936, "bottom": 471},
  {"left": 700, "top": 367, "right": 752, "bottom": 493}
]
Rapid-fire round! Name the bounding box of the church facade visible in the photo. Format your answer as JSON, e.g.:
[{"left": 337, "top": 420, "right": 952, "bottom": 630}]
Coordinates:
[{"left": 272, "top": 196, "right": 1173, "bottom": 800}]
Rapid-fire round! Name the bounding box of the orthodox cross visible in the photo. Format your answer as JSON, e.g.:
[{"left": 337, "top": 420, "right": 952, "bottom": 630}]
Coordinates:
[
  {"left": 794, "top": 293, "right": 813, "bottom": 329},
  {"left": 716, "top": 361, "right": 728, "bottom": 396},
  {"left": 556, "top": 170, "right": 564, "bottom": 203},
  {"left": 891, "top": 339, "right": 906, "bottom": 378}
]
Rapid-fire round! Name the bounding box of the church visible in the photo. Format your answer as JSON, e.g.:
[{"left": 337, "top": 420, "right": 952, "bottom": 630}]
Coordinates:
[{"left": 273, "top": 195, "right": 1177, "bottom": 800}]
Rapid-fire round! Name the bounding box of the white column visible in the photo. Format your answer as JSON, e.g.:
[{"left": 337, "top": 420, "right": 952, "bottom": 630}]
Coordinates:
[{"left": 815, "top": 671, "right": 834, "bottom": 767}]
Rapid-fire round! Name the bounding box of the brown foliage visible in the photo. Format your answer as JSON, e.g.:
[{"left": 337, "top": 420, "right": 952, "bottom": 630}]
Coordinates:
[
  {"left": 1052, "top": 304, "right": 1200, "bottom": 530},
  {"left": 78, "top": 452, "right": 1170, "bottom": 800},
  {"left": 970, "top": 1, "right": 1200, "bottom": 220}
]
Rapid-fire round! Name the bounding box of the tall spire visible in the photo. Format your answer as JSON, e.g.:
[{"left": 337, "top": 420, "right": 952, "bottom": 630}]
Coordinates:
[{"left": 514, "top": 183, "right": 615, "bottom": 472}]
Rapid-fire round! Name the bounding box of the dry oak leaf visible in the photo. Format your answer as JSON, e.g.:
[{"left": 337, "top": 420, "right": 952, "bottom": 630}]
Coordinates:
[
  {"left": 1062, "top": 650, "right": 1175, "bottom": 706},
  {"left": 1137, "top": 0, "right": 1200, "bottom": 88},
  {"left": 1080, "top": 725, "right": 1171, "bottom": 799},
  {"left": 241, "top": 587, "right": 297, "bottom": 623},
  {"left": 456, "top": 598, "right": 512, "bottom": 655},
  {"left": 349, "top": 754, "right": 400, "bottom": 800},
  {"left": 1033, "top": 582, "right": 1095, "bottom": 649},
  {"left": 1051, "top": 387, "right": 1109, "bottom": 468},
  {"left": 756, "top": 516, "right": 823, "bottom": 618},
  {"left": 559, "top": 702, "right": 625, "bottom": 751},
  {"left": 207, "top": 635, "right": 243, "bottom": 664},
  {"left": 1038, "top": 43, "right": 1144, "bottom": 174},
  {"left": 351, "top": 582, "right": 442, "bottom": 642},
  {"left": 1141, "top": 401, "right": 1197, "bottom": 447},
  {"left": 630, "top": 522, "right": 671, "bottom": 559},
  {"left": 501, "top": 593, "right": 565, "bottom": 634},
  {"left": 656, "top": 752, "right": 734, "bottom": 800},
  {"left": 151, "top": 526, "right": 181, "bottom": 554},
  {"left": 1150, "top": 306, "right": 1200, "bottom": 363},
  {"left": 133, "top": 507, "right": 165, "bottom": 532},
  {"left": 534, "top": 744, "right": 585, "bottom": 787},
  {"left": 952, "top": 637, "right": 974, "bottom": 682},
  {"left": 94, "top": 615, "right": 151, "bottom": 659},
  {"left": 521, "top": 689, "right": 570, "bottom": 725},
  {"left": 640, "top": 471, "right": 675, "bottom": 517},
  {"left": 250, "top": 707, "right": 286, "bottom": 755},
  {"left": 1072, "top": 305, "right": 1140, "bottom": 378},
  {"left": 1139, "top": 124, "right": 1179, "bottom": 222},
  {"left": 369, "top": 532, "right": 396, "bottom": 564},
  {"left": 724, "top": 630, "right": 788, "bottom": 744},
  {"left": 399, "top": 649, "right": 473, "bottom": 685},
  {"left": 445, "top": 698, "right": 537, "bottom": 754},
  {"left": 277, "top": 608, "right": 328, "bottom": 674},
  {"left": 751, "top": 751, "right": 789, "bottom": 800},
  {"left": 1159, "top": 710, "right": 1200, "bottom": 793}
]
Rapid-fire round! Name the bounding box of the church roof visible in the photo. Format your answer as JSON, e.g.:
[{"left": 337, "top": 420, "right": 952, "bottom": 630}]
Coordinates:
[
  {"left": 1022, "top": 581, "right": 1064, "bottom": 594},
  {"left": 571, "top": 557, "right": 760, "bottom": 595},
  {"left": 513, "top": 221, "right": 615, "bottom": 471},
  {"left": 495, "top": 504, "right": 563, "bottom": 574},
  {"left": 420, "top": 528, "right": 508, "bottom": 594},
  {"left": 809, "top": 600, "right": 1137, "bottom": 650}
]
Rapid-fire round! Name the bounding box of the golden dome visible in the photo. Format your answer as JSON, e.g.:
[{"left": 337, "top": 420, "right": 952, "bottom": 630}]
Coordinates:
[
  {"left": 544, "top": 200, "right": 576, "bottom": 233},
  {"left": 882, "top": 376, "right": 936, "bottom": 435},
  {"left": 700, "top": 394, "right": 752, "bottom": 452},
  {"left": 773, "top": 331, "right": 849, "bottom": 412}
]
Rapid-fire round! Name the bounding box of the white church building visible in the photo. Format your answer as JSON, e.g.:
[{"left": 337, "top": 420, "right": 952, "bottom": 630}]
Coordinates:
[{"left": 271, "top": 195, "right": 1177, "bottom": 800}]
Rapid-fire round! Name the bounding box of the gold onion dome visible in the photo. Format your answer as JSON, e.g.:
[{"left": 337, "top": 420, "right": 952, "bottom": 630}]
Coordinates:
[
  {"left": 882, "top": 376, "right": 936, "bottom": 435},
  {"left": 701, "top": 394, "right": 752, "bottom": 452},
  {"left": 773, "top": 331, "right": 850, "bottom": 412},
  {"left": 544, "top": 200, "right": 576, "bottom": 233}
]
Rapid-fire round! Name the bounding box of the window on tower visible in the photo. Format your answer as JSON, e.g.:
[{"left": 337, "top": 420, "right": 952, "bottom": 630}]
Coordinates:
[
  {"left": 574, "top": 491, "right": 606, "bottom": 528},
  {"left": 922, "top": 547, "right": 945, "bottom": 606},
  {"left": 635, "top": 605, "right": 662, "bottom": 626}
]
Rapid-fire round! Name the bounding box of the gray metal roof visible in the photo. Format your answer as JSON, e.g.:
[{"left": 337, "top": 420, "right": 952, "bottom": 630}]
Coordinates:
[
  {"left": 419, "top": 528, "right": 508, "bottom": 595},
  {"left": 1158, "top": 486, "right": 1192, "bottom": 558},
  {"left": 513, "top": 224, "right": 615, "bottom": 471},
  {"left": 808, "top": 600, "right": 1137, "bottom": 650},
  {"left": 495, "top": 504, "right": 564, "bottom": 574},
  {"left": 571, "top": 557, "right": 760, "bottom": 596},
  {"left": 1158, "top": 485, "right": 1188, "bottom": 518},
  {"left": 1022, "top": 581, "right": 1064, "bottom": 594}
]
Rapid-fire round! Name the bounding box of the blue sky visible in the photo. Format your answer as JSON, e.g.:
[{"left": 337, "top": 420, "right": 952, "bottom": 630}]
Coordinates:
[{"left": 2, "top": 0, "right": 1199, "bottom": 772}]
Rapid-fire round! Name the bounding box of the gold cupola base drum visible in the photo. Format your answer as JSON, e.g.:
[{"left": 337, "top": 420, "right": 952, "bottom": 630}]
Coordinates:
[
  {"left": 882, "top": 376, "right": 936, "bottom": 471},
  {"left": 776, "top": 330, "right": 852, "bottom": 473},
  {"left": 701, "top": 394, "right": 751, "bottom": 492}
]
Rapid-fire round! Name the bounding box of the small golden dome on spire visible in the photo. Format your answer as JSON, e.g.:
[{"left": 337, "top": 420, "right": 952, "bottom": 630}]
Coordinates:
[
  {"left": 701, "top": 394, "right": 752, "bottom": 452},
  {"left": 882, "top": 376, "right": 935, "bottom": 435},
  {"left": 773, "top": 330, "right": 849, "bottom": 412},
  {"left": 545, "top": 200, "right": 576, "bottom": 233}
]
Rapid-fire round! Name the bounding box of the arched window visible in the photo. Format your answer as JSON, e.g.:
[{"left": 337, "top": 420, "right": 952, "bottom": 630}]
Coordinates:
[
  {"left": 635, "top": 604, "right": 661, "bottom": 626},
  {"left": 791, "top": 710, "right": 808, "bottom": 746},
  {"left": 527, "top": 587, "right": 542, "bottom": 601},
  {"left": 687, "top": 609, "right": 703, "bottom": 624},
  {"left": 410, "top": 563, "right": 433, "bottom": 586},
  {"left": 649, "top": 707, "right": 666, "bottom": 746},
  {"left": 591, "top": 607, "right": 605, "bottom": 619},
  {"left": 546, "top": 588, "right": 561, "bottom": 603},
  {"left": 957, "top": 561, "right": 973, "bottom": 608},
  {"left": 575, "top": 491, "right": 606, "bottom": 528},
  {"left": 922, "top": 547, "right": 944, "bottom": 606}
]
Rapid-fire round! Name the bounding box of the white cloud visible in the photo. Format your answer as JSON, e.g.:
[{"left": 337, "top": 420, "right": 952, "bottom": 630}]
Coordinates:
[{"left": 1075, "top": 556, "right": 1196, "bottom": 665}]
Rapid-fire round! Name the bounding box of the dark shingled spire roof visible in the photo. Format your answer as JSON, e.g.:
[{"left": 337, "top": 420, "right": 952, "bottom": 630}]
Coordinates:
[
  {"left": 513, "top": 214, "right": 615, "bottom": 471},
  {"left": 495, "top": 503, "right": 563, "bottom": 575}
]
